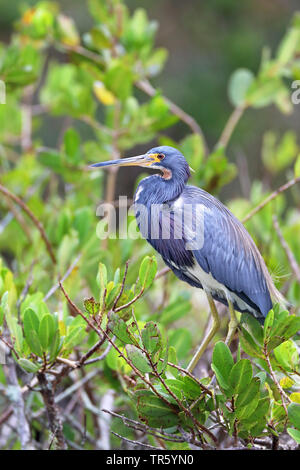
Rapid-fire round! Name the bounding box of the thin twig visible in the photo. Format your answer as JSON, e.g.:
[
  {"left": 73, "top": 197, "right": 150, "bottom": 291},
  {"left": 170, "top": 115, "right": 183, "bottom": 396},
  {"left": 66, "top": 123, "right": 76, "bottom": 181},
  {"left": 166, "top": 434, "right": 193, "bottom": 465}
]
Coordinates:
[
  {"left": 136, "top": 79, "right": 208, "bottom": 155},
  {"left": 44, "top": 254, "right": 82, "bottom": 301},
  {"left": 273, "top": 214, "right": 300, "bottom": 284},
  {"left": 111, "top": 431, "right": 162, "bottom": 449},
  {"left": 4, "top": 355, "right": 33, "bottom": 449},
  {"left": 242, "top": 177, "right": 300, "bottom": 223},
  {"left": 0, "top": 183, "right": 56, "bottom": 264},
  {"left": 263, "top": 345, "right": 290, "bottom": 416},
  {"left": 216, "top": 105, "right": 246, "bottom": 150}
]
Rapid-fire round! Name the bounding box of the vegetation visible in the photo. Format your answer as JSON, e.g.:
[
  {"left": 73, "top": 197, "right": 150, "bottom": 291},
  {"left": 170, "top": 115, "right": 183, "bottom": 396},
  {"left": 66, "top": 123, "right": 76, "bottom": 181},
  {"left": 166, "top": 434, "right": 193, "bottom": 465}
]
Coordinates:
[{"left": 0, "top": 0, "right": 300, "bottom": 450}]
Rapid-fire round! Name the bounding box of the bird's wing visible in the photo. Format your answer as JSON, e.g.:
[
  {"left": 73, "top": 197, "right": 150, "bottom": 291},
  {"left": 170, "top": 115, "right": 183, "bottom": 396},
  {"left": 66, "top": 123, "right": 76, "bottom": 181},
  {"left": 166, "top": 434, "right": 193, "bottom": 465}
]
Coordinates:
[{"left": 178, "top": 186, "right": 273, "bottom": 317}]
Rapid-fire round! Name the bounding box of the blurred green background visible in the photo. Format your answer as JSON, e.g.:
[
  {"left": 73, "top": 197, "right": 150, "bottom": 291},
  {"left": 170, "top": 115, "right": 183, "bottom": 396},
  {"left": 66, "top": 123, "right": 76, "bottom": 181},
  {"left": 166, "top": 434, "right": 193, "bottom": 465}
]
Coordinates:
[{"left": 1, "top": 0, "right": 300, "bottom": 199}]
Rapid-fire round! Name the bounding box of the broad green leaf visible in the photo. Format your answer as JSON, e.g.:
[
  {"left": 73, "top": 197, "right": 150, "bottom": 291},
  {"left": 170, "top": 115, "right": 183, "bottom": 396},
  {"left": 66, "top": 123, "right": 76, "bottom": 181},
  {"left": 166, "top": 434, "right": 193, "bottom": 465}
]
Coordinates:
[
  {"left": 287, "top": 427, "right": 300, "bottom": 443},
  {"left": 263, "top": 309, "right": 274, "bottom": 341},
  {"left": 288, "top": 403, "right": 300, "bottom": 430},
  {"left": 38, "top": 314, "right": 55, "bottom": 351},
  {"left": 126, "top": 344, "right": 152, "bottom": 373},
  {"left": 64, "top": 326, "right": 85, "bottom": 350},
  {"left": 235, "top": 377, "right": 260, "bottom": 410},
  {"left": 108, "top": 312, "right": 137, "bottom": 345},
  {"left": 240, "top": 327, "right": 263, "bottom": 358},
  {"left": 212, "top": 342, "right": 234, "bottom": 391},
  {"left": 169, "top": 328, "right": 192, "bottom": 360},
  {"left": 141, "top": 322, "right": 162, "bottom": 353},
  {"left": 228, "top": 68, "right": 254, "bottom": 107},
  {"left": 274, "top": 340, "right": 299, "bottom": 371},
  {"left": 18, "top": 359, "right": 40, "bottom": 374},
  {"left": 229, "top": 359, "right": 253, "bottom": 395},
  {"left": 138, "top": 256, "right": 157, "bottom": 290}
]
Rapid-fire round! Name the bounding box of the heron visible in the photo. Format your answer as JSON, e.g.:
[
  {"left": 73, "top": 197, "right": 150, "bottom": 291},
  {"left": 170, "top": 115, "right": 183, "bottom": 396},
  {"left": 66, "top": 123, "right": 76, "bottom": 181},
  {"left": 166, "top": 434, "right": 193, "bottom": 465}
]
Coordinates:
[{"left": 91, "top": 145, "right": 284, "bottom": 373}]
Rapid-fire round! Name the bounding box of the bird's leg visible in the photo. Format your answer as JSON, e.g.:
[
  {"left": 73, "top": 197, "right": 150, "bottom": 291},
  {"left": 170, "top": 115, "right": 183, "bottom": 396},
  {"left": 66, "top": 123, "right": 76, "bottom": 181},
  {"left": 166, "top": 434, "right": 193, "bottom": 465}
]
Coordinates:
[
  {"left": 186, "top": 291, "right": 220, "bottom": 374},
  {"left": 225, "top": 298, "right": 239, "bottom": 346}
]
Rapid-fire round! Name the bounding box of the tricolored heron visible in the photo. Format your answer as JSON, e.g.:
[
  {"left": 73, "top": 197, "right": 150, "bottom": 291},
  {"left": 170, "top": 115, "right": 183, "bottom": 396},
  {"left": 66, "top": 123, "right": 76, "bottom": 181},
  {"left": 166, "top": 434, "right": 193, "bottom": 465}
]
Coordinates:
[{"left": 91, "top": 145, "right": 284, "bottom": 373}]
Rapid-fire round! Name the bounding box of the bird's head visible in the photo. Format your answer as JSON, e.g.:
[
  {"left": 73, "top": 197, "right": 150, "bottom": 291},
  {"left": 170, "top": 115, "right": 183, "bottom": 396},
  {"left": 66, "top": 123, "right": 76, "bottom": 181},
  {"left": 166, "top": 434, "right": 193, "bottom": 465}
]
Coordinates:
[{"left": 90, "top": 145, "right": 192, "bottom": 183}]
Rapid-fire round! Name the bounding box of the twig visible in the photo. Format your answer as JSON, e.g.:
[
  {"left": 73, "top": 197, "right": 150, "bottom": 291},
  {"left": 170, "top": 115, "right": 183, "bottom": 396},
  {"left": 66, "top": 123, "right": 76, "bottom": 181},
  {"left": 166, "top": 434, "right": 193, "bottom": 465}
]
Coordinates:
[
  {"left": 263, "top": 345, "right": 290, "bottom": 416},
  {"left": 59, "top": 282, "right": 101, "bottom": 334},
  {"left": 136, "top": 79, "right": 208, "bottom": 155},
  {"left": 44, "top": 253, "right": 82, "bottom": 301},
  {"left": 37, "top": 372, "right": 67, "bottom": 449},
  {"left": 113, "top": 261, "right": 129, "bottom": 309},
  {"left": 83, "top": 341, "right": 113, "bottom": 366},
  {"left": 0, "top": 183, "right": 56, "bottom": 264},
  {"left": 155, "top": 266, "right": 171, "bottom": 280},
  {"left": 97, "top": 390, "right": 115, "bottom": 450},
  {"left": 3, "top": 356, "right": 33, "bottom": 449},
  {"left": 242, "top": 177, "right": 300, "bottom": 223},
  {"left": 273, "top": 215, "right": 300, "bottom": 284},
  {"left": 216, "top": 105, "right": 246, "bottom": 150},
  {"left": 111, "top": 431, "right": 162, "bottom": 449}
]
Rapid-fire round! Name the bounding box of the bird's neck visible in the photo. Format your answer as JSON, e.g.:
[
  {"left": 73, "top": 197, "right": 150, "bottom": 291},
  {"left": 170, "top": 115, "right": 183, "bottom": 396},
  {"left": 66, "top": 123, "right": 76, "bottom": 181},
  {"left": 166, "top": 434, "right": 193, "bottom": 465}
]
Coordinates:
[{"left": 135, "top": 174, "right": 185, "bottom": 205}]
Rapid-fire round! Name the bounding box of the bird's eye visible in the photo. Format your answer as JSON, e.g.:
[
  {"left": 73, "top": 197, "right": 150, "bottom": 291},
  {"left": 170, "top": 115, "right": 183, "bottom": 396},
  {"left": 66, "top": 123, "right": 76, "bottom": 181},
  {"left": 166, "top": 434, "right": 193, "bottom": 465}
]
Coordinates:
[{"left": 157, "top": 153, "right": 165, "bottom": 161}]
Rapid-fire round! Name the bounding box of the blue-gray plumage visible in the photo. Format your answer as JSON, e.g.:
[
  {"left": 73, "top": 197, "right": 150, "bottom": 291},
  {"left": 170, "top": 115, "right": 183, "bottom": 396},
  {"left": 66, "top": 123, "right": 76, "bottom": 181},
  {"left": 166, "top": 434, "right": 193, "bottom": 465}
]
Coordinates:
[{"left": 91, "top": 145, "right": 283, "bottom": 370}]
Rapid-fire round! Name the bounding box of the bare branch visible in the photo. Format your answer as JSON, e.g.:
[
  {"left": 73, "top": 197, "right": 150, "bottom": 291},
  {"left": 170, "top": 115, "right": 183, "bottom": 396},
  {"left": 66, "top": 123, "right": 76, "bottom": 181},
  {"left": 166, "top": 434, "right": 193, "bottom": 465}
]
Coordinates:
[
  {"left": 0, "top": 183, "right": 56, "bottom": 264},
  {"left": 242, "top": 177, "right": 300, "bottom": 223},
  {"left": 273, "top": 214, "right": 300, "bottom": 284}
]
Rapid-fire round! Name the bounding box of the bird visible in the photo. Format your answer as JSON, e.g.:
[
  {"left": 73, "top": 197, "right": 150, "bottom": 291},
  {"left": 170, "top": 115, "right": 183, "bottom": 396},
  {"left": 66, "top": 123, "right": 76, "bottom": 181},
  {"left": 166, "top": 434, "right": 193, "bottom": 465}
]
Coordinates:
[{"left": 91, "top": 145, "right": 284, "bottom": 373}]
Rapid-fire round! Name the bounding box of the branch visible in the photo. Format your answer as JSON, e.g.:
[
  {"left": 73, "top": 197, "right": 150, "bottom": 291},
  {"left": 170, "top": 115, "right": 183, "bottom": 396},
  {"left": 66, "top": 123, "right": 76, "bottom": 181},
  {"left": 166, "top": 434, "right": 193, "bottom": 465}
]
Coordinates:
[
  {"left": 216, "top": 105, "right": 246, "bottom": 150},
  {"left": 263, "top": 345, "right": 290, "bottom": 416},
  {"left": 4, "top": 355, "right": 34, "bottom": 449},
  {"left": 37, "top": 372, "right": 67, "bottom": 449},
  {"left": 136, "top": 79, "right": 208, "bottom": 155},
  {"left": 273, "top": 214, "right": 300, "bottom": 284},
  {"left": 242, "top": 177, "right": 300, "bottom": 223},
  {"left": 0, "top": 183, "right": 56, "bottom": 264}
]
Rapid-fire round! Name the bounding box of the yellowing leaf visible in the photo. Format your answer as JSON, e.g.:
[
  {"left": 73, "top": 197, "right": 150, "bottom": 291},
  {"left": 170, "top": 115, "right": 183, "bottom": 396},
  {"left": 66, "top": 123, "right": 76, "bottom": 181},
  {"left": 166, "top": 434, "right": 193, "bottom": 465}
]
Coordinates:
[
  {"left": 290, "top": 393, "right": 300, "bottom": 404},
  {"left": 280, "top": 376, "right": 294, "bottom": 389},
  {"left": 93, "top": 81, "right": 116, "bottom": 105},
  {"left": 59, "top": 320, "right": 66, "bottom": 336}
]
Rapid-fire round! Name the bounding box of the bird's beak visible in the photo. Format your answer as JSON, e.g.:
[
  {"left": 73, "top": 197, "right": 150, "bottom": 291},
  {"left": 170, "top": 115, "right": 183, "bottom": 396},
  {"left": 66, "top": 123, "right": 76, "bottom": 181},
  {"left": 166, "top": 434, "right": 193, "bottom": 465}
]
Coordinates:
[{"left": 90, "top": 153, "right": 161, "bottom": 169}]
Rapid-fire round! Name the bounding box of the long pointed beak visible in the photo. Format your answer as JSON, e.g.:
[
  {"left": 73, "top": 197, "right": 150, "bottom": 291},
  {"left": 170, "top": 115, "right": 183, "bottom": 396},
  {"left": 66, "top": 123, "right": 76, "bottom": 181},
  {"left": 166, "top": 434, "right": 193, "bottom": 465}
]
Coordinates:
[{"left": 90, "top": 154, "right": 154, "bottom": 169}]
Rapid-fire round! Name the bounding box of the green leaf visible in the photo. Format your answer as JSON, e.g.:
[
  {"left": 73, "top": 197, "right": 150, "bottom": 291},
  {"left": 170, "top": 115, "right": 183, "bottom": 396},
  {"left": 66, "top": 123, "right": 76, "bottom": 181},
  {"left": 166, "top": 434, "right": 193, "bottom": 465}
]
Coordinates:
[
  {"left": 23, "top": 308, "right": 43, "bottom": 357},
  {"left": 38, "top": 149, "right": 64, "bottom": 172},
  {"left": 241, "top": 313, "right": 264, "bottom": 346},
  {"left": 38, "top": 314, "right": 55, "bottom": 351},
  {"left": 84, "top": 297, "right": 100, "bottom": 316},
  {"left": 212, "top": 341, "right": 234, "bottom": 392},
  {"left": 263, "top": 309, "right": 274, "bottom": 341},
  {"left": 63, "top": 128, "right": 81, "bottom": 164},
  {"left": 126, "top": 344, "right": 152, "bottom": 373},
  {"left": 135, "top": 390, "right": 178, "bottom": 428},
  {"left": 141, "top": 322, "right": 162, "bottom": 353},
  {"left": 97, "top": 263, "right": 107, "bottom": 307},
  {"left": 228, "top": 68, "right": 255, "bottom": 107},
  {"left": 235, "top": 379, "right": 260, "bottom": 420},
  {"left": 229, "top": 359, "right": 253, "bottom": 395},
  {"left": 138, "top": 256, "right": 157, "bottom": 290},
  {"left": 49, "top": 330, "right": 62, "bottom": 362},
  {"left": 240, "top": 327, "right": 263, "bottom": 358},
  {"left": 64, "top": 326, "right": 85, "bottom": 350},
  {"left": 287, "top": 427, "right": 300, "bottom": 443},
  {"left": 108, "top": 312, "right": 137, "bottom": 345},
  {"left": 18, "top": 359, "right": 40, "bottom": 374},
  {"left": 274, "top": 340, "right": 299, "bottom": 371},
  {"left": 295, "top": 154, "right": 300, "bottom": 177},
  {"left": 169, "top": 328, "right": 192, "bottom": 360},
  {"left": 288, "top": 403, "right": 300, "bottom": 430}
]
